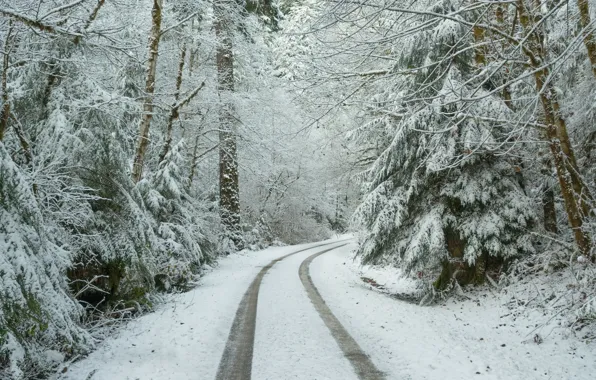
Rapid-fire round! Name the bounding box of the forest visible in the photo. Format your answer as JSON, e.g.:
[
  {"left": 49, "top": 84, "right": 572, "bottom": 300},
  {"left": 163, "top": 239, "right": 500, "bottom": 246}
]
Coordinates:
[{"left": 0, "top": 0, "right": 595, "bottom": 378}]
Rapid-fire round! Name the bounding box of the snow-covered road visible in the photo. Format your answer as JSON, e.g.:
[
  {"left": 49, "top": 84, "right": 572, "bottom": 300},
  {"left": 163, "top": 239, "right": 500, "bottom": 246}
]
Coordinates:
[{"left": 60, "top": 239, "right": 596, "bottom": 380}]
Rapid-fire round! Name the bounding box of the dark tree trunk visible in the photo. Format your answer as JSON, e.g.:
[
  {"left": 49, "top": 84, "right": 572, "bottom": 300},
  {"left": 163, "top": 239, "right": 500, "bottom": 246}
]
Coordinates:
[
  {"left": 435, "top": 226, "right": 472, "bottom": 290},
  {"left": 435, "top": 223, "right": 491, "bottom": 291},
  {"left": 542, "top": 158, "right": 558, "bottom": 234},
  {"left": 0, "top": 25, "right": 12, "bottom": 142},
  {"left": 214, "top": 0, "right": 243, "bottom": 250},
  {"left": 577, "top": 0, "right": 596, "bottom": 78},
  {"left": 543, "top": 186, "right": 558, "bottom": 234}
]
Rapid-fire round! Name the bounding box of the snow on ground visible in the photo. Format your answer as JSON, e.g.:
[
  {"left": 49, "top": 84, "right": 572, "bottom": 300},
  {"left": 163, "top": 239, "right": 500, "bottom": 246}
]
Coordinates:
[
  {"left": 312, "top": 242, "right": 596, "bottom": 379},
  {"left": 252, "top": 247, "right": 358, "bottom": 380},
  {"left": 58, "top": 238, "right": 345, "bottom": 380},
  {"left": 350, "top": 255, "right": 420, "bottom": 296},
  {"left": 57, "top": 238, "right": 595, "bottom": 380}
]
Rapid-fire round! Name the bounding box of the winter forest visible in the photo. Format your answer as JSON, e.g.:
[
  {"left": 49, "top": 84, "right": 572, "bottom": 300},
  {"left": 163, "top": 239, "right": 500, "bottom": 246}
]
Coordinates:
[{"left": 1, "top": 0, "right": 596, "bottom": 378}]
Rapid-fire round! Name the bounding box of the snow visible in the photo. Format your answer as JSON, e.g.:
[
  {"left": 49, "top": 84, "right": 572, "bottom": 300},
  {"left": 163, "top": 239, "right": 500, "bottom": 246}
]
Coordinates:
[
  {"left": 43, "top": 350, "right": 65, "bottom": 364},
  {"left": 348, "top": 255, "right": 420, "bottom": 296},
  {"left": 252, "top": 248, "right": 357, "bottom": 380},
  {"left": 311, "top": 243, "right": 596, "bottom": 379},
  {"left": 58, "top": 238, "right": 346, "bottom": 380},
  {"left": 59, "top": 239, "right": 596, "bottom": 380}
]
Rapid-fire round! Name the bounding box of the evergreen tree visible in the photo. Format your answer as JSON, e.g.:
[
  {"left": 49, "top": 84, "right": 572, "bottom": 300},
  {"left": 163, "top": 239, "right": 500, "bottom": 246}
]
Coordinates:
[{"left": 331, "top": 0, "right": 539, "bottom": 289}]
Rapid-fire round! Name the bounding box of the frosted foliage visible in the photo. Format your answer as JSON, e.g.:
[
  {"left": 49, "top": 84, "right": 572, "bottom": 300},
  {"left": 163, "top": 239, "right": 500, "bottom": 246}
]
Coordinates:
[
  {"left": 443, "top": 166, "right": 535, "bottom": 263},
  {"left": 343, "top": 2, "right": 536, "bottom": 279},
  {"left": 140, "top": 141, "right": 213, "bottom": 285},
  {"left": 0, "top": 145, "right": 88, "bottom": 379},
  {"left": 0, "top": 0, "right": 344, "bottom": 376},
  {"left": 433, "top": 19, "right": 464, "bottom": 46},
  {"left": 355, "top": 87, "right": 535, "bottom": 273},
  {"left": 402, "top": 210, "right": 447, "bottom": 271},
  {"left": 273, "top": 0, "right": 323, "bottom": 80}
]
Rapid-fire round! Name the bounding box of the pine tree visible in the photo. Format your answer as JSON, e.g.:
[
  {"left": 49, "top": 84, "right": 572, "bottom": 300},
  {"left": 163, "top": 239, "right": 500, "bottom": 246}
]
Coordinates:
[
  {"left": 214, "top": 0, "right": 244, "bottom": 252},
  {"left": 350, "top": 0, "right": 536, "bottom": 289},
  {"left": 0, "top": 143, "right": 89, "bottom": 379}
]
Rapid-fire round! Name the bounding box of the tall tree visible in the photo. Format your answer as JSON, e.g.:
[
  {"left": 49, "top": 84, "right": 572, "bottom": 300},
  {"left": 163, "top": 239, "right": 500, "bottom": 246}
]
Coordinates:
[
  {"left": 0, "top": 23, "right": 13, "bottom": 141},
  {"left": 132, "top": 0, "right": 163, "bottom": 183},
  {"left": 577, "top": 0, "right": 596, "bottom": 78},
  {"left": 516, "top": 0, "right": 593, "bottom": 257},
  {"left": 214, "top": 0, "right": 243, "bottom": 250}
]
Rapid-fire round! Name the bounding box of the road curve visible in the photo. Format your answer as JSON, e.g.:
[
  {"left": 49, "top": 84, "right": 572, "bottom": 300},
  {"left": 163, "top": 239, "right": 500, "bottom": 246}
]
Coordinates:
[
  {"left": 299, "top": 250, "right": 386, "bottom": 380},
  {"left": 214, "top": 241, "right": 349, "bottom": 380}
]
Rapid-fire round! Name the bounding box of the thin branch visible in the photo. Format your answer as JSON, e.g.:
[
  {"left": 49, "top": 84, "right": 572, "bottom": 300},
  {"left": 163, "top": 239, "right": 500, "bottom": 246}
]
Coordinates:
[
  {"left": 160, "top": 11, "right": 200, "bottom": 36},
  {"left": 39, "top": 0, "right": 87, "bottom": 21},
  {"left": 0, "top": 8, "right": 79, "bottom": 36},
  {"left": 73, "top": 0, "right": 106, "bottom": 45}
]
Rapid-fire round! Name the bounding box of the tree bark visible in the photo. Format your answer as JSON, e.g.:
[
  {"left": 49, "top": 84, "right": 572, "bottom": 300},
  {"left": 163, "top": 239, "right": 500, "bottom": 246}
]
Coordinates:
[
  {"left": 159, "top": 44, "right": 186, "bottom": 164},
  {"left": 0, "top": 25, "right": 13, "bottom": 141},
  {"left": 73, "top": 0, "right": 106, "bottom": 46},
  {"left": 577, "top": 0, "right": 596, "bottom": 78},
  {"left": 543, "top": 186, "right": 558, "bottom": 234},
  {"left": 132, "top": 0, "right": 163, "bottom": 182},
  {"left": 517, "top": 0, "right": 592, "bottom": 256},
  {"left": 9, "top": 113, "right": 33, "bottom": 164},
  {"left": 472, "top": 1, "right": 487, "bottom": 67},
  {"left": 435, "top": 226, "right": 475, "bottom": 290},
  {"left": 541, "top": 156, "right": 558, "bottom": 233},
  {"left": 495, "top": 4, "right": 515, "bottom": 111},
  {"left": 1, "top": 24, "right": 33, "bottom": 165},
  {"left": 0, "top": 9, "right": 58, "bottom": 34},
  {"left": 214, "top": 0, "right": 243, "bottom": 250},
  {"left": 159, "top": 80, "right": 205, "bottom": 165},
  {"left": 188, "top": 134, "right": 201, "bottom": 185}
]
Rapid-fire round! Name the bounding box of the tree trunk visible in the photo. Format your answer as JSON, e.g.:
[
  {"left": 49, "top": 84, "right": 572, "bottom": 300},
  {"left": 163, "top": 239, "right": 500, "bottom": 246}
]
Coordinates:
[
  {"left": 541, "top": 153, "right": 558, "bottom": 234},
  {"left": 1, "top": 25, "right": 34, "bottom": 170},
  {"left": 188, "top": 134, "right": 201, "bottom": 185},
  {"left": 9, "top": 114, "right": 33, "bottom": 164},
  {"left": 214, "top": 0, "right": 243, "bottom": 250},
  {"left": 0, "top": 25, "right": 12, "bottom": 141},
  {"left": 159, "top": 44, "right": 186, "bottom": 164},
  {"left": 495, "top": 4, "right": 515, "bottom": 111},
  {"left": 543, "top": 187, "right": 558, "bottom": 234},
  {"left": 73, "top": 0, "right": 106, "bottom": 46},
  {"left": 517, "top": 0, "right": 593, "bottom": 257},
  {"left": 434, "top": 226, "right": 477, "bottom": 290},
  {"left": 577, "top": 0, "right": 596, "bottom": 78},
  {"left": 132, "top": 0, "right": 163, "bottom": 182},
  {"left": 472, "top": 1, "right": 487, "bottom": 67},
  {"left": 474, "top": 252, "right": 487, "bottom": 285}
]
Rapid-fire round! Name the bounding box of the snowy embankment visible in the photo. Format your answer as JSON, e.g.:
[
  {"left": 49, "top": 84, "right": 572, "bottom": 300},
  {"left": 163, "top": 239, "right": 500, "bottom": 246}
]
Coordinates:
[
  {"left": 319, "top": 243, "right": 596, "bottom": 379},
  {"left": 58, "top": 239, "right": 595, "bottom": 380}
]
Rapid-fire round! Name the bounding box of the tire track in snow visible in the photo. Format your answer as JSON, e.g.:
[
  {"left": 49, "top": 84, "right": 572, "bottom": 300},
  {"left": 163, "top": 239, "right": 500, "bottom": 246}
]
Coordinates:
[
  {"left": 300, "top": 250, "right": 387, "bottom": 380},
  {"left": 214, "top": 240, "right": 350, "bottom": 380}
]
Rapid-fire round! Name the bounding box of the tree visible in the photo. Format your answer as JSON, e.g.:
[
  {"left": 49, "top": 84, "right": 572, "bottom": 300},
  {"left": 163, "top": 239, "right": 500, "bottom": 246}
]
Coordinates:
[
  {"left": 279, "top": 0, "right": 596, "bottom": 288},
  {"left": 0, "top": 143, "right": 90, "bottom": 379},
  {"left": 132, "top": 0, "right": 164, "bottom": 183},
  {"left": 514, "top": 0, "right": 593, "bottom": 257},
  {"left": 0, "top": 1, "right": 220, "bottom": 374},
  {"left": 213, "top": 0, "right": 244, "bottom": 251}
]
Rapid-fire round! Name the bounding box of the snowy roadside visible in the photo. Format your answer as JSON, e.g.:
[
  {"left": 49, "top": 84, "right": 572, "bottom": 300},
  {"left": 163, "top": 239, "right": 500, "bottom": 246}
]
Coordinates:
[
  {"left": 55, "top": 237, "right": 595, "bottom": 380},
  {"left": 310, "top": 243, "right": 596, "bottom": 380},
  {"left": 56, "top": 238, "right": 345, "bottom": 380}
]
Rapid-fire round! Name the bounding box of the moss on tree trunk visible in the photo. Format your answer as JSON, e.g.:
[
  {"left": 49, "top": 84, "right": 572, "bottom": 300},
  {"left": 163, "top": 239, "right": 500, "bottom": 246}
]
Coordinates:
[{"left": 434, "top": 228, "right": 489, "bottom": 290}]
